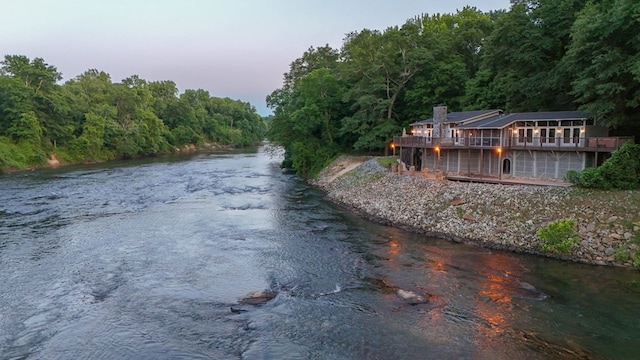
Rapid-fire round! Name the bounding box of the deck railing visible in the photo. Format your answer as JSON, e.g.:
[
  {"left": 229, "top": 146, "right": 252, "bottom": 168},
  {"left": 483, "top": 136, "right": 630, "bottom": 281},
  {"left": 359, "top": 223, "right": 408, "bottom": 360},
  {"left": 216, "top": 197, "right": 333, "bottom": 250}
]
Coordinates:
[{"left": 393, "top": 136, "right": 634, "bottom": 151}]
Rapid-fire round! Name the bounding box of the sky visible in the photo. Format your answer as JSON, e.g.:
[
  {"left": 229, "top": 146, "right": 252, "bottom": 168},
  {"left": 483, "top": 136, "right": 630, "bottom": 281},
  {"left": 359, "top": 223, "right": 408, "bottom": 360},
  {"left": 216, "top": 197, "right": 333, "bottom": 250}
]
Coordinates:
[{"left": 1, "top": 0, "right": 511, "bottom": 116}]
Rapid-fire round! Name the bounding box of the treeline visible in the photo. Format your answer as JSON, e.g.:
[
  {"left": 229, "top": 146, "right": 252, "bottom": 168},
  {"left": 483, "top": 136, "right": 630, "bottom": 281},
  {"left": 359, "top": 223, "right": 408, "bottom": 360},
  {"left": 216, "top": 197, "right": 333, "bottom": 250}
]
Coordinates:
[
  {"left": 267, "top": 0, "right": 640, "bottom": 177},
  {"left": 0, "top": 55, "right": 266, "bottom": 171}
]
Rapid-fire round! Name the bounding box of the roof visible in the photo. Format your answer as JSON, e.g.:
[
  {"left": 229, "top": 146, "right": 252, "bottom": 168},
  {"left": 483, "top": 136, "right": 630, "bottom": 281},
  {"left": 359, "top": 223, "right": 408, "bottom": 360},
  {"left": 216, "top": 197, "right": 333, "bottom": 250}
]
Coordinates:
[
  {"left": 410, "top": 109, "right": 502, "bottom": 126},
  {"left": 457, "top": 111, "right": 590, "bottom": 129}
]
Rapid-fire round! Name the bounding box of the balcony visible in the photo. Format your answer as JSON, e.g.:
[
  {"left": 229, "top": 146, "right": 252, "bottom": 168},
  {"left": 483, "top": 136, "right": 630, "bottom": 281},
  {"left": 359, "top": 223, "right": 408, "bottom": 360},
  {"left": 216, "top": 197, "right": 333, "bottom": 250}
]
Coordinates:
[{"left": 393, "top": 136, "right": 633, "bottom": 152}]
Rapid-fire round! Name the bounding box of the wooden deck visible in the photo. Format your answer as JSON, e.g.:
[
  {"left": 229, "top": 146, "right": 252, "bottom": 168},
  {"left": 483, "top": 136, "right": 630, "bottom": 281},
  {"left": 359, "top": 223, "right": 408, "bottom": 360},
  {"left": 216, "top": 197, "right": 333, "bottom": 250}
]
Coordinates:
[
  {"left": 393, "top": 136, "right": 633, "bottom": 153},
  {"left": 443, "top": 174, "right": 572, "bottom": 187},
  {"left": 395, "top": 167, "right": 572, "bottom": 187}
]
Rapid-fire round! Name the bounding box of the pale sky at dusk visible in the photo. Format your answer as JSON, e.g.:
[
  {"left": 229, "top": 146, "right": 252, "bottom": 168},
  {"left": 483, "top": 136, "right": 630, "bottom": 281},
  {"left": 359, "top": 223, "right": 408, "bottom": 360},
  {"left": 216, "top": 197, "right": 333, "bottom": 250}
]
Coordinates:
[{"left": 1, "top": 0, "right": 511, "bottom": 115}]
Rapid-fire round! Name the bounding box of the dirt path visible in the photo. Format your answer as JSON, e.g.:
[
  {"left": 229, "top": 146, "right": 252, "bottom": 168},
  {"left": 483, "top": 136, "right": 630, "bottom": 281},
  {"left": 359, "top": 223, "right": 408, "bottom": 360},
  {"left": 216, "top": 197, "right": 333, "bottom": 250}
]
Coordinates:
[{"left": 313, "top": 156, "right": 370, "bottom": 186}]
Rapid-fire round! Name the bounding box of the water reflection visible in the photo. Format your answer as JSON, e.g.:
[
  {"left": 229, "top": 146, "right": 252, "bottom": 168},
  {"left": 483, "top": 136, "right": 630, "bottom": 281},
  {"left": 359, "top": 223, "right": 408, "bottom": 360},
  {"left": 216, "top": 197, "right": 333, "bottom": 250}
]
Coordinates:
[{"left": 0, "top": 148, "right": 638, "bottom": 359}]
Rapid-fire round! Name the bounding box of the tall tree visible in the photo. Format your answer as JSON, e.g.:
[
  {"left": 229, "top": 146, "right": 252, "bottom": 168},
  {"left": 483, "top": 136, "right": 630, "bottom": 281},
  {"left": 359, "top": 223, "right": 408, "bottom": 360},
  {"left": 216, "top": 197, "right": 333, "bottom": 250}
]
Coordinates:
[
  {"left": 403, "top": 9, "right": 493, "bottom": 119},
  {"left": 267, "top": 45, "right": 344, "bottom": 175},
  {"left": 562, "top": 0, "right": 640, "bottom": 132},
  {"left": 341, "top": 24, "right": 429, "bottom": 151},
  {"left": 0, "top": 55, "right": 69, "bottom": 146}
]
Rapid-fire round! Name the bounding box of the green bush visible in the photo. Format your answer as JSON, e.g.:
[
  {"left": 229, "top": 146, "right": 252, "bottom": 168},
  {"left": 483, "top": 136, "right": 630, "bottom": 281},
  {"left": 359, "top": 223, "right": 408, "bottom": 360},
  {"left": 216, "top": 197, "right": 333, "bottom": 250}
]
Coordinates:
[
  {"left": 0, "top": 137, "right": 27, "bottom": 170},
  {"left": 614, "top": 245, "right": 630, "bottom": 262},
  {"left": 537, "top": 219, "right": 579, "bottom": 254},
  {"left": 564, "top": 169, "right": 580, "bottom": 184},
  {"left": 598, "top": 142, "right": 640, "bottom": 190},
  {"left": 578, "top": 167, "right": 607, "bottom": 189},
  {"left": 572, "top": 142, "right": 640, "bottom": 190},
  {"left": 377, "top": 157, "right": 397, "bottom": 168}
]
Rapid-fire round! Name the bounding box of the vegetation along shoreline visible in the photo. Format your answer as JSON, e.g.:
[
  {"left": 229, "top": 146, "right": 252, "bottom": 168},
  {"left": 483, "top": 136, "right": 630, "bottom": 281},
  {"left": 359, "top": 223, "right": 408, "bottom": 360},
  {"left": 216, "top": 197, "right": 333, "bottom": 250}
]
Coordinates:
[{"left": 313, "top": 156, "right": 640, "bottom": 269}]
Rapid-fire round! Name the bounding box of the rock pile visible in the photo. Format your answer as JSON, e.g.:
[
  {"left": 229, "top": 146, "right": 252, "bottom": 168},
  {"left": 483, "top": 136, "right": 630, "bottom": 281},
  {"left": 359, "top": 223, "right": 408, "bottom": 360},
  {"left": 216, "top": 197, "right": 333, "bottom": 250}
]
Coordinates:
[{"left": 314, "top": 157, "right": 640, "bottom": 268}]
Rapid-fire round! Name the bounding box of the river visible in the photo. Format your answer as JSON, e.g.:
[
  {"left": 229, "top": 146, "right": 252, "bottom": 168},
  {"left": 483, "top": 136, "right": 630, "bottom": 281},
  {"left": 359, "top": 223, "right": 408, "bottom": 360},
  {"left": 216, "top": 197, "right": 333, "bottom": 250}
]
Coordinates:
[{"left": 1, "top": 146, "right": 638, "bottom": 359}]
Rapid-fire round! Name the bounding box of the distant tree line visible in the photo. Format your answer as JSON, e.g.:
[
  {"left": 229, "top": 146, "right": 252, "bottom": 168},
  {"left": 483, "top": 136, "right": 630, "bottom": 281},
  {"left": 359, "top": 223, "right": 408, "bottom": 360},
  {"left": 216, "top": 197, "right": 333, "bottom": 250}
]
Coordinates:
[
  {"left": 267, "top": 0, "right": 640, "bottom": 177},
  {"left": 0, "top": 55, "right": 266, "bottom": 171}
]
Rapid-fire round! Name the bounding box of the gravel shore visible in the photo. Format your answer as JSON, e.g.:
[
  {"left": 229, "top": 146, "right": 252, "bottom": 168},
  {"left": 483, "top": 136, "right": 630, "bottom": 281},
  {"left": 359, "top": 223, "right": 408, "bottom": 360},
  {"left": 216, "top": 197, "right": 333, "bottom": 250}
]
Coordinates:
[{"left": 313, "top": 156, "right": 640, "bottom": 268}]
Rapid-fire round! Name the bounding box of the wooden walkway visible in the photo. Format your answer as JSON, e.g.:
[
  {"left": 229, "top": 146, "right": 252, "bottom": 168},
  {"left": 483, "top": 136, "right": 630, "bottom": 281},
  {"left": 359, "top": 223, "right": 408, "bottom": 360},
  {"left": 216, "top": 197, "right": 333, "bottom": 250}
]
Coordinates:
[{"left": 444, "top": 174, "right": 573, "bottom": 187}]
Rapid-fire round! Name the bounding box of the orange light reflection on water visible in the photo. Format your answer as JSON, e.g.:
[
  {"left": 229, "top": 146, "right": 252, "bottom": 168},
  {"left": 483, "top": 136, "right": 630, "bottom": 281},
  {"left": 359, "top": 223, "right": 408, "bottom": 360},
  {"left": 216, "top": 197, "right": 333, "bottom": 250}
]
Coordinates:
[{"left": 474, "top": 255, "right": 517, "bottom": 340}]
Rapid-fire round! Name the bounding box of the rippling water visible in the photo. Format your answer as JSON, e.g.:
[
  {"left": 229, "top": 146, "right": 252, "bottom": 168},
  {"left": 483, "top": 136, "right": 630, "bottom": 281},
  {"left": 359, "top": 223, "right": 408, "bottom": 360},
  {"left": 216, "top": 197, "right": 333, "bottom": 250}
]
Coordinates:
[{"left": 1, "top": 147, "right": 639, "bottom": 359}]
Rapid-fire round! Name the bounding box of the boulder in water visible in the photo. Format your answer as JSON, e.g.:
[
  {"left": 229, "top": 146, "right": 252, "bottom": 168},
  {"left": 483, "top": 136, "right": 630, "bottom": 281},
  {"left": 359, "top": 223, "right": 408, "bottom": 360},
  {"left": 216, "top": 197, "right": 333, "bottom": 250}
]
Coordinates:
[
  {"left": 397, "top": 289, "right": 428, "bottom": 305},
  {"left": 239, "top": 290, "right": 277, "bottom": 305}
]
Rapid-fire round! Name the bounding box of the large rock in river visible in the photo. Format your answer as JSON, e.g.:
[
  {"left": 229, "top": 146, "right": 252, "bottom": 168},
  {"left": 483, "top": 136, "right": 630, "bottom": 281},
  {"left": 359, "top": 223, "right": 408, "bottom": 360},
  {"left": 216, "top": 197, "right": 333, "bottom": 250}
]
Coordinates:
[
  {"left": 239, "top": 290, "right": 277, "bottom": 305},
  {"left": 397, "top": 289, "right": 428, "bottom": 305}
]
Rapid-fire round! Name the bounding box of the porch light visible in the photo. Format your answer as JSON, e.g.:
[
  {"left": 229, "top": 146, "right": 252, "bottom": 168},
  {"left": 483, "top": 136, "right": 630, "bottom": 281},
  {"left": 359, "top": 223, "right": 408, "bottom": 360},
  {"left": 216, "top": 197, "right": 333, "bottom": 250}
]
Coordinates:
[
  {"left": 497, "top": 147, "right": 503, "bottom": 180},
  {"left": 580, "top": 128, "right": 585, "bottom": 133},
  {"left": 556, "top": 129, "right": 562, "bottom": 133},
  {"left": 435, "top": 146, "right": 440, "bottom": 153}
]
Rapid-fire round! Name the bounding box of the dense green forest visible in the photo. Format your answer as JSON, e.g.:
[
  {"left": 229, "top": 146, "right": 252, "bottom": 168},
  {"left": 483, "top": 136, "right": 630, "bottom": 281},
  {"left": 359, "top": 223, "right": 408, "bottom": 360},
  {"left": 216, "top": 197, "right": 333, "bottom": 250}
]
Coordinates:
[
  {"left": 0, "top": 55, "right": 266, "bottom": 171},
  {"left": 267, "top": 0, "right": 640, "bottom": 177}
]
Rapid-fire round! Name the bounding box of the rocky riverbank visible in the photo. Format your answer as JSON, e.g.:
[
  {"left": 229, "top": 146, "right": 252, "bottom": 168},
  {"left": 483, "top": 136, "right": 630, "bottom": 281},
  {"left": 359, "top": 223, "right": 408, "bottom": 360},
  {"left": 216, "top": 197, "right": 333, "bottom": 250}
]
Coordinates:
[{"left": 313, "top": 156, "right": 640, "bottom": 268}]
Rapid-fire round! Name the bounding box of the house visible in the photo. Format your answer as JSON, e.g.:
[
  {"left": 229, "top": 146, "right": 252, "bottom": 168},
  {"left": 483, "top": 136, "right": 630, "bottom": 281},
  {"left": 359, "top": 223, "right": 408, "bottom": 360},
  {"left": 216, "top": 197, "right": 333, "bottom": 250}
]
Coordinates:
[{"left": 393, "top": 106, "right": 633, "bottom": 180}]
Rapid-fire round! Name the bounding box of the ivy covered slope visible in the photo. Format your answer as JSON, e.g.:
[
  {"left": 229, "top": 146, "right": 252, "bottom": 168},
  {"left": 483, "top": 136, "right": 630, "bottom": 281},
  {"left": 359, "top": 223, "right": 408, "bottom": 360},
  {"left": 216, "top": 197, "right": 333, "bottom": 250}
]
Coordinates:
[
  {"left": 0, "top": 55, "right": 267, "bottom": 171},
  {"left": 267, "top": 1, "right": 640, "bottom": 177}
]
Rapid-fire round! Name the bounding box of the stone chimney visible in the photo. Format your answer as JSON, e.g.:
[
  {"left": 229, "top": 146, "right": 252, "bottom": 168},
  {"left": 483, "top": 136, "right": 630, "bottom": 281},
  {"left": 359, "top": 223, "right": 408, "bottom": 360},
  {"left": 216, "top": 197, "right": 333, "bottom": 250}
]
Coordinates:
[{"left": 433, "top": 105, "right": 447, "bottom": 139}]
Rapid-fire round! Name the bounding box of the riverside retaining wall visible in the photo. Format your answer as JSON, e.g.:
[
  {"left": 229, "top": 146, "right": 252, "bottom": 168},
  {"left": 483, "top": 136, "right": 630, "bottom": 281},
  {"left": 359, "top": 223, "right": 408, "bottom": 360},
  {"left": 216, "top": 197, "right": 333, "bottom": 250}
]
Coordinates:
[{"left": 313, "top": 157, "right": 640, "bottom": 268}]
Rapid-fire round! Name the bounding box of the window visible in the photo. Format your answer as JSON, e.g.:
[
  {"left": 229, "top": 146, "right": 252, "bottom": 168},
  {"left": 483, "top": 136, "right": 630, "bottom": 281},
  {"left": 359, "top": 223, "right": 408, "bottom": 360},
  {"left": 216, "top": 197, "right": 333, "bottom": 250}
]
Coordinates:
[
  {"left": 563, "top": 128, "right": 571, "bottom": 143},
  {"left": 517, "top": 128, "right": 533, "bottom": 144},
  {"left": 540, "top": 128, "right": 547, "bottom": 143},
  {"left": 573, "top": 128, "right": 580, "bottom": 144}
]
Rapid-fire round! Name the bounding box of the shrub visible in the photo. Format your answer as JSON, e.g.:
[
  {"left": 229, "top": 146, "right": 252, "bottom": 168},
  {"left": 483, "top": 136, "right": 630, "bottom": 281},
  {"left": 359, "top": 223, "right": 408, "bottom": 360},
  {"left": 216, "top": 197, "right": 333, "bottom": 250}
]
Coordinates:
[
  {"left": 537, "top": 219, "right": 579, "bottom": 254},
  {"left": 614, "top": 245, "right": 630, "bottom": 262},
  {"left": 597, "top": 142, "right": 640, "bottom": 190},
  {"left": 377, "top": 157, "right": 397, "bottom": 168},
  {"left": 572, "top": 142, "right": 640, "bottom": 190},
  {"left": 0, "top": 137, "right": 27, "bottom": 170},
  {"left": 565, "top": 169, "right": 580, "bottom": 184},
  {"left": 578, "top": 167, "right": 607, "bottom": 189}
]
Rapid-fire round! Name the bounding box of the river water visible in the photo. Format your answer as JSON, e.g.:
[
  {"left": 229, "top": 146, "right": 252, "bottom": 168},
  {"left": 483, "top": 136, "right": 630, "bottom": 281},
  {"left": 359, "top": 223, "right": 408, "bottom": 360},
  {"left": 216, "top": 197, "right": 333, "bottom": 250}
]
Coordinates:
[{"left": 1, "top": 146, "right": 638, "bottom": 360}]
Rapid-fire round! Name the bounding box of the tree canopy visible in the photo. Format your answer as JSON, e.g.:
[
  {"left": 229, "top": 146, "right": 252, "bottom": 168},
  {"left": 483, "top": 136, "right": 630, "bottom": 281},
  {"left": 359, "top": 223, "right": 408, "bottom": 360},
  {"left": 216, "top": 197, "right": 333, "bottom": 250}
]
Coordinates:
[
  {"left": 0, "top": 56, "right": 266, "bottom": 171},
  {"left": 267, "top": 2, "right": 640, "bottom": 177}
]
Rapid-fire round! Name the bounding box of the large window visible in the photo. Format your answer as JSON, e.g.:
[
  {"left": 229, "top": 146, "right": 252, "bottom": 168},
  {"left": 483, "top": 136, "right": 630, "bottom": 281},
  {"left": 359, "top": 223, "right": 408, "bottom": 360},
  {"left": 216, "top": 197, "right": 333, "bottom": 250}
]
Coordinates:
[{"left": 518, "top": 128, "right": 533, "bottom": 144}]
